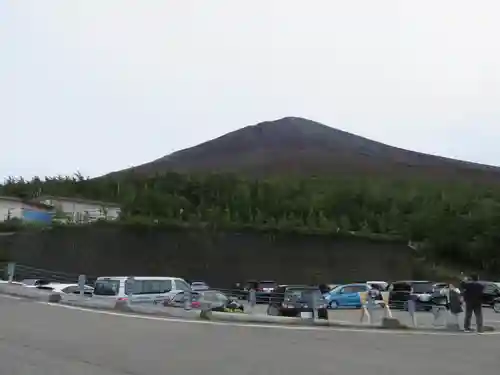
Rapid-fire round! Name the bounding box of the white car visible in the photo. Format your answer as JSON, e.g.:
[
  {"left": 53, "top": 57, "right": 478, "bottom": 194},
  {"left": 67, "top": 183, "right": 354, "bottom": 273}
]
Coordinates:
[
  {"left": 36, "top": 283, "right": 94, "bottom": 296},
  {"left": 366, "top": 281, "right": 389, "bottom": 291},
  {"left": 20, "top": 279, "right": 52, "bottom": 288}
]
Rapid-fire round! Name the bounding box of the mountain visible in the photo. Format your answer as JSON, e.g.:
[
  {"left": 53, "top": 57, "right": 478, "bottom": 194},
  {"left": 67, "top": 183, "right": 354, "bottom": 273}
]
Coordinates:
[{"left": 108, "top": 117, "right": 500, "bottom": 182}]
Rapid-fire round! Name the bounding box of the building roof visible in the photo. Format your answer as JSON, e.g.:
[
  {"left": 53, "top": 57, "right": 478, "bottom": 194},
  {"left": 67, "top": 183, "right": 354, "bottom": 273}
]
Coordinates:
[
  {"left": 0, "top": 195, "right": 54, "bottom": 210},
  {"left": 34, "top": 195, "right": 120, "bottom": 208}
]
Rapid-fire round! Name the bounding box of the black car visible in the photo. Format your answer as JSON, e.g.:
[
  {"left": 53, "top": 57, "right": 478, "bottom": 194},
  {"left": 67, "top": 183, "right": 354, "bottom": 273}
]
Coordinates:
[
  {"left": 389, "top": 280, "right": 434, "bottom": 311},
  {"left": 230, "top": 279, "right": 258, "bottom": 300},
  {"left": 267, "top": 285, "right": 328, "bottom": 319},
  {"left": 255, "top": 280, "right": 278, "bottom": 303},
  {"left": 477, "top": 281, "right": 500, "bottom": 309}
]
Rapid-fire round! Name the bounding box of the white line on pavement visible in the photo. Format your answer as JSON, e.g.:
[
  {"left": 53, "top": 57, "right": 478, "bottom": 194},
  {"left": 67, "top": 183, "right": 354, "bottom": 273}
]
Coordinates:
[
  {"left": 42, "top": 302, "right": 500, "bottom": 336},
  {"left": 0, "top": 294, "right": 23, "bottom": 300}
]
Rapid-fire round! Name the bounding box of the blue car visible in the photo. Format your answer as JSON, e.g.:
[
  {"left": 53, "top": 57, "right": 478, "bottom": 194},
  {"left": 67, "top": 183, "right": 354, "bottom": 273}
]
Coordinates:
[{"left": 324, "top": 283, "right": 370, "bottom": 309}]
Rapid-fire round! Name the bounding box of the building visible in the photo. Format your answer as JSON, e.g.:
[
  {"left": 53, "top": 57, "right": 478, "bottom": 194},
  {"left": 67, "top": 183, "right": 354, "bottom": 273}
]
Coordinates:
[
  {"left": 0, "top": 196, "right": 54, "bottom": 224},
  {"left": 34, "top": 195, "right": 121, "bottom": 224}
]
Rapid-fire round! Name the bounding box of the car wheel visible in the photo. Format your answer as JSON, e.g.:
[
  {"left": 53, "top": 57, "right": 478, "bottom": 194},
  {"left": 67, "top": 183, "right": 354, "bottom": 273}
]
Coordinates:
[
  {"left": 493, "top": 301, "right": 500, "bottom": 313},
  {"left": 267, "top": 305, "right": 280, "bottom": 316},
  {"left": 329, "top": 301, "right": 339, "bottom": 310}
]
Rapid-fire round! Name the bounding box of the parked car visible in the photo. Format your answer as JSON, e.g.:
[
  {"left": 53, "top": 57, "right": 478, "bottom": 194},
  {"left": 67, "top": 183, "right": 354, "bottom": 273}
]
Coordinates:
[
  {"left": 366, "top": 281, "right": 388, "bottom": 291},
  {"left": 477, "top": 281, "right": 500, "bottom": 309},
  {"left": 198, "top": 290, "right": 244, "bottom": 313},
  {"left": 36, "top": 283, "right": 94, "bottom": 296},
  {"left": 21, "top": 279, "right": 52, "bottom": 288},
  {"left": 431, "top": 283, "right": 449, "bottom": 294},
  {"left": 388, "top": 280, "right": 434, "bottom": 311},
  {"left": 256, "top": 280, "right": 277, "bottom": 302},
  {"left": 267, "top": 285, "right": 328, "bottom": 319},
  {"left": 493, "top": 297, "right": 500, "bottom": 313},
  {"left": 324, "top": 283, "right": 370, "bottom": 309},
  {"left": 92, "top": 276, "right": 191, "bottom": 304},
  {"left": 191, "top": 281, "right": 210, "bottom": 291},
  {"left": 318, "top": 283, "right": 340, "bottom": 295},
  {"left": 230, "top": 279, "right": 258, "bottom": 300},
  {"left": 163, "top": 290, "right": 202, "bottom": 309}
]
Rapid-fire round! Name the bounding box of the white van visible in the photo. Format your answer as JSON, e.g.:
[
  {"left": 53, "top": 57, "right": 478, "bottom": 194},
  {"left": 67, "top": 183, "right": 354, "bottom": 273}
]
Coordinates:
[{"left": 92, "top": 276, "right": 191, "bottom": 304}]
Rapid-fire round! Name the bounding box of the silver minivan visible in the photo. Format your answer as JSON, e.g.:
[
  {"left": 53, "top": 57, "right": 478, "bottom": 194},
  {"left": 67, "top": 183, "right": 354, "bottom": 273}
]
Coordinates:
[{"left": 92, "top": 276, "right": 191, "bottom": 304}]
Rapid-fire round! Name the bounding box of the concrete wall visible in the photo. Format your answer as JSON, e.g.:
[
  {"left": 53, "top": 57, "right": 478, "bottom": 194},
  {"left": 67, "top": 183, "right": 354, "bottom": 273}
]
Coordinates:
[{"left": 3, "top": 225, "right": 415, "bottom": 287}]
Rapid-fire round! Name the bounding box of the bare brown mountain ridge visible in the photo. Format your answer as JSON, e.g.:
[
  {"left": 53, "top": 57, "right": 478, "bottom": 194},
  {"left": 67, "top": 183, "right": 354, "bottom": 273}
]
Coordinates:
[{"left": 108, "top": 117, "right": 500, "bottom": 183}]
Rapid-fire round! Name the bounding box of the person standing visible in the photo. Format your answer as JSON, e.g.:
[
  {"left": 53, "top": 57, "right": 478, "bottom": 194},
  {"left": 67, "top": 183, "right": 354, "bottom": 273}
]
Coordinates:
[
  {"left": 407, "top": 285, "right": 418, "bottom": 327},
  {"left": 446, "top": 283, "right": 463, "bottom": 329},
  {"left": 360, "top": 285, "right": 380, "bottom": 324},
  {"left": 462, "top": 274, "right": 484, "bottom": 333},
  {"left": 430, "top": 286, "right": 448, "bottom": 326}
]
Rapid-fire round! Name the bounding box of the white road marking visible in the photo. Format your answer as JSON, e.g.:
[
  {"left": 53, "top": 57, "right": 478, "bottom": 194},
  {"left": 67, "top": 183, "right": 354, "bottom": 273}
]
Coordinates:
[
  {"left": 0, "top": 294, "right": 23, "bottom": 300},
  {"left": 41, "top": 302, "right": 500, "bottom": 336}
]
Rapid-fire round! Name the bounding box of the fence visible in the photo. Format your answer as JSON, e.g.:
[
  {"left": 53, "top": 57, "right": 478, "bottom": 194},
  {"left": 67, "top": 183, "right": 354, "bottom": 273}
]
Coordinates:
[{"left": 0, "top": 262, "right": 97, "bottom": 285}]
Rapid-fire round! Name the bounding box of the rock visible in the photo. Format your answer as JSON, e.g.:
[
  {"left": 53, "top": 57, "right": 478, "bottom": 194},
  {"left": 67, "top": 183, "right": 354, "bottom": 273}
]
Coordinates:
[
  {"left": 381, "top": 317, "right": 407, "bottom": 329},
  {"left": 47, "top": 293, "right": 62, "bottom": 303}
]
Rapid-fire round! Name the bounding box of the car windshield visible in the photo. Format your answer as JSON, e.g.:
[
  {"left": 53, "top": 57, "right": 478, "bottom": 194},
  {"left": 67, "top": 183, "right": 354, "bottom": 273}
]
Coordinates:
[
  {"left": 259, "top": 281, "right": 276, "bottom": 288},
  {"left": 93, "top": 280, "right": 120, "bottom": 296},
  {"left": 411, "top": 282, "right": 434, "bottom": 294},
  {"left": 330, "top": 285, "right": 343, "bottom": 294},
  {"left": 285, "top": 288, "right": 323, "bottom": 303}
]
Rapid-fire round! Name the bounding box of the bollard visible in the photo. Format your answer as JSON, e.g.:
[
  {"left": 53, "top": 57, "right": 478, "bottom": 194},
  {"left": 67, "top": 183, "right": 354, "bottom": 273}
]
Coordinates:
[
  {"left": 407, "top": 299, "right": 417, "bottom": 327},
  {"left": 125, "top": 276, "right": 135, "bottom": 306},
  {"left": 78, "top": 274, "right": 86, "bottom": 297},
  {"left": 248, "top": 288, "right": 256, "bottom": 313},
  {"left": 310, "top": 292, "right": 317, "bottom": 322},
  {"left": 184, "top": 289, "right": 192, "bottom": 310},
  {"left": 7, "top": 262, "right": 15, "bottom": 283}
]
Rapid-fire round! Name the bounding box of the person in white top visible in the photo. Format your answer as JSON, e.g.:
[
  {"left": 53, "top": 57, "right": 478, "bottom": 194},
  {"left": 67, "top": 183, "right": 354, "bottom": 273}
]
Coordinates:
[{"left": 431, "top": 283, "right": 463, "bottom": 327}]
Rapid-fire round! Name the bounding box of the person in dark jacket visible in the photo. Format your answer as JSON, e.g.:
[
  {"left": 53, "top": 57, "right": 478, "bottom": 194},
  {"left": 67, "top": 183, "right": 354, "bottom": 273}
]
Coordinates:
[{"left": 462, "top": 274, "right": 484, "bottom": 332}]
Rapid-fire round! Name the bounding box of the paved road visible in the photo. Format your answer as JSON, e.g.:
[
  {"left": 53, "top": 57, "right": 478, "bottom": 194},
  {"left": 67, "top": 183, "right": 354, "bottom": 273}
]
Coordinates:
[
  {"left": 1, "top": 295, "right": 499, "bottom": 375},
  {"left": 246, "top": 302, "right": 500, "bottom": 329}
]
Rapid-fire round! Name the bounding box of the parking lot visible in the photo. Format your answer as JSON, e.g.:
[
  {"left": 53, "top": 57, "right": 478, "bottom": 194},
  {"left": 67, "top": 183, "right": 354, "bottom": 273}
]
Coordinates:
[
  {"left": 244, "top": 301, "right": 500, "bottom": 329},
  {"left": 1, "top": 295, "right": 499, "bottom": 375}
]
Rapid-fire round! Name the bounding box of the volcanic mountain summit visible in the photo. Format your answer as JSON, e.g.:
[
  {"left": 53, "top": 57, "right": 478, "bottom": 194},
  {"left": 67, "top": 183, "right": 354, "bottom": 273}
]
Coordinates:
[{"left": 110, "top": 117, "right": 500, "bottom": 182}]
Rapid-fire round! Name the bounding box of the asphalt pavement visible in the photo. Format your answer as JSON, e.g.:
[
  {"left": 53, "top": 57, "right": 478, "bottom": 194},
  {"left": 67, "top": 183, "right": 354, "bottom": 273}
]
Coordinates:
[
  {"left": 246, "top": 301, "right": 500, "bottom": 329},
  {"left": 1, "top": 295, "right": 499, "bottom": 375}
]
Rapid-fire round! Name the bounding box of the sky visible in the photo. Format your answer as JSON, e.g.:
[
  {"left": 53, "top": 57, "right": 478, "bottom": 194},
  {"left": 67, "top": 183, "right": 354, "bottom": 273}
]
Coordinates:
[{"left": 1, "top": 0, "right": 500, "bottom": 180}]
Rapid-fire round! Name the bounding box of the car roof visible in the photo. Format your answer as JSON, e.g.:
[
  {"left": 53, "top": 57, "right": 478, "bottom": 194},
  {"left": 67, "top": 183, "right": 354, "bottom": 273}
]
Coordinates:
[
  {"left": 392, "top": 280, "right": 433, "bottom": 284},
  {"left": 340, "top": 283, "right": 369, "bottom": 287},
  {"left": 278, "top": 285, "right": 318, "bottom": 289},
  {"left": 96, "top": 276, "right": 182, "bottom": 281},
  {"left": 40, "top": 283, "right": 94, "bottom": 290}
]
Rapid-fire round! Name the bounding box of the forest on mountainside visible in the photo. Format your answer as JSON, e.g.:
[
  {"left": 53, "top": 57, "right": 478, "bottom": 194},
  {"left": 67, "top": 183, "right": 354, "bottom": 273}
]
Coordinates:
[{"left": 1, "top": 172, "right": 500, "bottom": 275}]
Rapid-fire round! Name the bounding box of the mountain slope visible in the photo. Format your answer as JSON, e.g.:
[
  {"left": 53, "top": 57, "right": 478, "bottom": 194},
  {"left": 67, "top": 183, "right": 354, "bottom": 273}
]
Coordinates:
[{"left": 109, "top": 117, "right": 500, "bottom": 182}]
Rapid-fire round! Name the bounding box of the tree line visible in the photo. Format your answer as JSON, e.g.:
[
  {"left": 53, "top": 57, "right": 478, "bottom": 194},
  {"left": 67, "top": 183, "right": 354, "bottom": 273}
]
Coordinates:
[{"left": 1, "top": 172, "right": 500, "bottom": 275}]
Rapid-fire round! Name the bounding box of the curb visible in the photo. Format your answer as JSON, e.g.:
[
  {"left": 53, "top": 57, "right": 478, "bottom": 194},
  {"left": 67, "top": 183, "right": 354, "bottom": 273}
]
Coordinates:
[
  {"left": 0, "top": 283, "right": 62, "bottom": 303},
  {"left": 2, "top": 289, "right": 493, "bottom": 333}
]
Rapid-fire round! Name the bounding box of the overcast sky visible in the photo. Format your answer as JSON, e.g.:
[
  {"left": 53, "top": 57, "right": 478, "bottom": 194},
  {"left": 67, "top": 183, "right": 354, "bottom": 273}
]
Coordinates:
[{"left": 1, "top": 0, "right": 500, "bottom": 180}]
